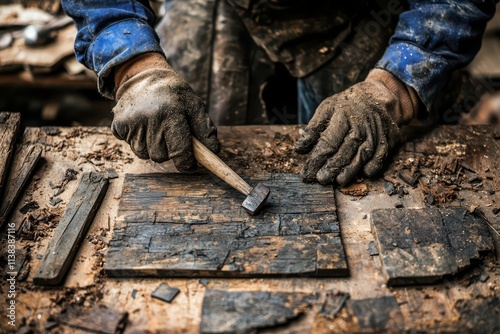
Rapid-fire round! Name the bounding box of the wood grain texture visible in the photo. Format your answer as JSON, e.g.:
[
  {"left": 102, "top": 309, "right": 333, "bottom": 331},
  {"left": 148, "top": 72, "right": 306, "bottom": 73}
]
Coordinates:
[
  {"left": 0, "top": 112, "right": 21, "bottom": 201},
  {"left": 200, "top": 289, "right": 317, "bottom": 334},
  {"left": 34, "top": 172, "right": 109, "bottom": 285},
  {"left": 0, "top": 128, "right": 42, "bottom": 230},
  {"left": 55, "top": 304, "right": 128, "bottom": 334},
  {"left": 105, "top": 173, "right": 347, "bottom": 278},
  {"left": 371, "top": 207, "right": 494, "bottom": 286}
]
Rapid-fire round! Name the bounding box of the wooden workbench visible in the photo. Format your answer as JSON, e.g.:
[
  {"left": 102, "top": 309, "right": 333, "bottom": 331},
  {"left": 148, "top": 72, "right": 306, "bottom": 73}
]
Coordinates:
[{"left": 0, "top": 125, "right": 499, "bottom": 333}]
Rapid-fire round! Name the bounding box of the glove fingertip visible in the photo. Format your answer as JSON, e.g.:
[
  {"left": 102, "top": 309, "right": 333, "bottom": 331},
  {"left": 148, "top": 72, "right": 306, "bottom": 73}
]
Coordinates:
[
  {"left": 294, "top": 138, "right": 314, "bottom": 155},
  {"left": 203, "top": 136, "right": 221, "bottom": 154},
  {"left": 299, "top": 166, "right": 317, "bottom": 183},
  {"left": 363, "top": 163, "right": 381, "bottom": 178},
  {"left": 172, "top": 154, "right": 197, "bottom": 173}
]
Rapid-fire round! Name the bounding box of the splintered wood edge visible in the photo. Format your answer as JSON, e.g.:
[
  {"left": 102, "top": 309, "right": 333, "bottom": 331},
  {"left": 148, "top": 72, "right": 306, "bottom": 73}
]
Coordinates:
[
  {"left": 370, "top": 208, "right": 494, "bottom": 286},
  {"left": 0, "top": 112, "right": 21, "bottom": 200}
]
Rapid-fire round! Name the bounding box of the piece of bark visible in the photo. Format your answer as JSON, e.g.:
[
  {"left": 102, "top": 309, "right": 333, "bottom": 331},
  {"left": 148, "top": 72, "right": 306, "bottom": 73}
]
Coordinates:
[
  {"left": 371, "top": 207, "right": 494, "bottom": 286},
  {"left": 0, "top": 112, "right": 21, "bottom": 202},
  {"left": 55, "top": 304, "right": 127, "bottom": 334},
  {"left": 33, "top": 172, "right": 109, "bottom": 285},
  {"left": 200, "top": 289, "right": 316, "bottom": 334},
  {"left": 105, "top": 173, "right": 347, "bottom": 278},
  {"left": 0, "top": 130, "right": 42, "bottom": 229}
]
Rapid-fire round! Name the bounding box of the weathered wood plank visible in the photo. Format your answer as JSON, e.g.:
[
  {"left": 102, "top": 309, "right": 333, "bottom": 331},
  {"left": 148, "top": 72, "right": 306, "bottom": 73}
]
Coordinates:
[
  {"left": 33, "top": 172, "right": 109, "bottom": 285},
  {"left": 0, "top": 128, "right": 42, "bottom": 230},
  {"left": 0, "top": 112, "right": 21, "bottom": 201},
  {"left": 55, "top": 305, "right": 128, "bottom": 334},
  {"left": 371, "top": 207, "right": 494, "bottom": 286},
  {"left": 105, "top": 173, "right": 347, "bottom": 278},
  {"left": 200, "top": 289, "right": 317, "bottom": 334}
]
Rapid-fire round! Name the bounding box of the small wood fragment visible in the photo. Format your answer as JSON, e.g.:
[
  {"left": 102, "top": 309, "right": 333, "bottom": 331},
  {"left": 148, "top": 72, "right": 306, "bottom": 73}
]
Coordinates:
[
  {"left": 151, "top": 283, "right": 180, "bottom": 303},
  {"left": 34, "top": 172, "right": 109, "bottom": 285}
]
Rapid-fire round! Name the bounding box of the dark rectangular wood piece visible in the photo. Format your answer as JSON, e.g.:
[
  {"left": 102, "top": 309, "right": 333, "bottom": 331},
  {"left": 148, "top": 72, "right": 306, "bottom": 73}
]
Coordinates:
[
  {"left": 0, "top": 128, "right": 42, "bottom": 229},
  {"left": 200, "top": 289, "right": 317, "bottom": 334},
  {"left": 34, "top": 172, "right": 109, "bottom": 285},
  {"left": 0, "top": 112, "right": 21, "bottom": 201},
  {"left": 55, "top": 305, "right": 128, "bottom": 334},
  {"left": 371, "top": 207, "right": 494, "bottom": 286},
  {"left": 105, "top": 173, "right": 347, "bottom": 278}
]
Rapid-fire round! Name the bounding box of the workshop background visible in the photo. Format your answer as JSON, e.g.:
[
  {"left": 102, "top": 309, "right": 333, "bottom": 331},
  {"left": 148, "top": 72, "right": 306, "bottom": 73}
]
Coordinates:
[
  {"left": 1, "top": 2, "right": 500, "bottom": 334},
  {"left": 0, "top": 0, "right": 499, "bottom": 129}
]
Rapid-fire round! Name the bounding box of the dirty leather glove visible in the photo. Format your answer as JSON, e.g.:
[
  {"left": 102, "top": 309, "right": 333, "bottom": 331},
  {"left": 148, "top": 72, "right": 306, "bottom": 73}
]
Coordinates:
[
  {"left": 111, "top": 52, "right": 219, "bottom": 172},
  {"left": 294, "top": 68, "right": 421, "bottom": 186}
]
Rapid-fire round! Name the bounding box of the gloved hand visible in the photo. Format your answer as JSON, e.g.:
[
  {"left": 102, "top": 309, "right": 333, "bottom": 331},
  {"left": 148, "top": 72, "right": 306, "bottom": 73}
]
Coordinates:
[
  {"left": 111, "top": 52, "right": 219, "bottom": 172},
  {"left": 294, "top": 69, "right": 421, "bottom": 186}
]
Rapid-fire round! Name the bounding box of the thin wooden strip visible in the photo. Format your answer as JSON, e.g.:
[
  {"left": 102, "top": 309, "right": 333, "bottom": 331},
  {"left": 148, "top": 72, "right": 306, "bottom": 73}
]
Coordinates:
[
  {"left": 0, "top": 112, "right": 21, "bottom": 201},
  {"left": 34, "top": 172, "right": 109, "bottom": 285},
  {"left": 0, "top": 129, "right": 42, "bottom": 229}
]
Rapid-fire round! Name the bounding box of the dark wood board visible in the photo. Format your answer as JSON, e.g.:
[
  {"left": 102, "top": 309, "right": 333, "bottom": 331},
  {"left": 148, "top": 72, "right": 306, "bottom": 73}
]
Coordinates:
[
  {"left": 33, "top": 172, "right": 109, "bottom": 285},
  {"left": 0, "top": 112, "right": 21, "bottom": 202},
  {"left": 105, "top": 173, "right": 347, "bottom": 278},
  {"left": 200, "top": 289, "right": 317, "bottom": 334},
  {"left": 371, "top": 207, "right": 494, "bottom": 286},
  {"left": 55, "top": 304, "right": 128, "bottom": 334},
  {"left": 0, "top": 128, "right": 43, "bottom": 230}
]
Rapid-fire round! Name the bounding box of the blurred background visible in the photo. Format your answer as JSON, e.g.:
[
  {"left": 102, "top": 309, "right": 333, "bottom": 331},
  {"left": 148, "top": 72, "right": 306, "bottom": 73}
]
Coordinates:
[{"left": 0, "top": 0, "right": 499, "bottom": 129}]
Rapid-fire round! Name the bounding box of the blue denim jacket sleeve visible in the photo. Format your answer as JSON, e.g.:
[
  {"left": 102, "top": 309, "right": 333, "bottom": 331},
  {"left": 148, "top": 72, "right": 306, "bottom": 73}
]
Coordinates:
[
  {"left": 61, "top": 0, "right": 164, "bottom": 99},
  {"left": 376, "top": 0, "right": 497, "bottom": 110}
]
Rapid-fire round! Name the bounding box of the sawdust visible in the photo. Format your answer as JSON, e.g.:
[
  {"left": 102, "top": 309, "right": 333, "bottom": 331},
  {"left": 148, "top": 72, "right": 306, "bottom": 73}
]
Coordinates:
[
  {"left": 82, "top": 141, "right": 133, "bottom": 164},
  {"left": 219, "top": 130, "right": 305, "bottom": 174},
  {"left": 340, "top": 181, "right": 369, "bottom": 197}
]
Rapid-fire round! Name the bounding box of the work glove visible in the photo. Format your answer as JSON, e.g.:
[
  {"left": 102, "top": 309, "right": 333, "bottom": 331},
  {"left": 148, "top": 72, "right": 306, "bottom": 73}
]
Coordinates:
[
  {"left": 294, "top": 68, "right": 421, "bottom": 186},
  {"left": 111, "top": 52, "right": 220, "bottom": 172}
]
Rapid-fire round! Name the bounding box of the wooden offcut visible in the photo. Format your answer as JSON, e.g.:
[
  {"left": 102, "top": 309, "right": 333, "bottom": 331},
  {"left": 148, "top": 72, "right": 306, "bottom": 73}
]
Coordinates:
[
  {"left": 200, "top": 289, "right": 316, "bottom": 334},
  {"left": 55, "top": 305, "right": 128, "bottom": 334},
  {"left": 371, "top": 207, "right": 494, "bottom": 286},
  {"left": 0, "top": 112, "right": 21, "bottom": 201},
  {"left": 105, "top": 173, "right": 347, "bottom": 278},
  {"left": 34, "top": 172, "right": 109, "bottom": 285},
  {"left": 0, "top": 128, "right": 42, "bottom": 230}
]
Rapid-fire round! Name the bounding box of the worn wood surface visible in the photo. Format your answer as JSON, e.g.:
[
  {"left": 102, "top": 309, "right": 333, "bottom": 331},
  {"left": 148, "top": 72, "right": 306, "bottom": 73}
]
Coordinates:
[
  {"left": 54, "top": 305, "right": 128, "bottom": 334},
  {"left": 200, "top": 289, "right": 317, "bottom": 334},
  {"left": 0, "top": 128, "right": 42, "bottom": 230},
  {"left": 33, "top": 172, "right": 109, "bottom": 285},
  {"left": 105, "top": 173, "right": 347, "bottom": 278},
  {"left": 371, "top": 207, "right": 495, "bottom": 286},
  {"left": 0, "top": 112, "right": 21, "bottom": 202},
  {"left": 0, "top": 125, "right": 498, "bottom": 334}
]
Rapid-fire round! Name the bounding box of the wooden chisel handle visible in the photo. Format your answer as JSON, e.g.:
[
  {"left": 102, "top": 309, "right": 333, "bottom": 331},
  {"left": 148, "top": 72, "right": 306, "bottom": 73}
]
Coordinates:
[{"left": 192, "top": 137, "right": 253, "bottom": 196}]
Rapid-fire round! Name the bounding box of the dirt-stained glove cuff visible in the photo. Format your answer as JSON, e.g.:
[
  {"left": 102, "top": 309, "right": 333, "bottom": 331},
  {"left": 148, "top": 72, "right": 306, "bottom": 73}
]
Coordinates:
[
  {"left": 366, "top": 69, "right": 421, "bottom": 126},
  {"left": 114, "top": 52, "right": 171, "bottom": 96}
]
